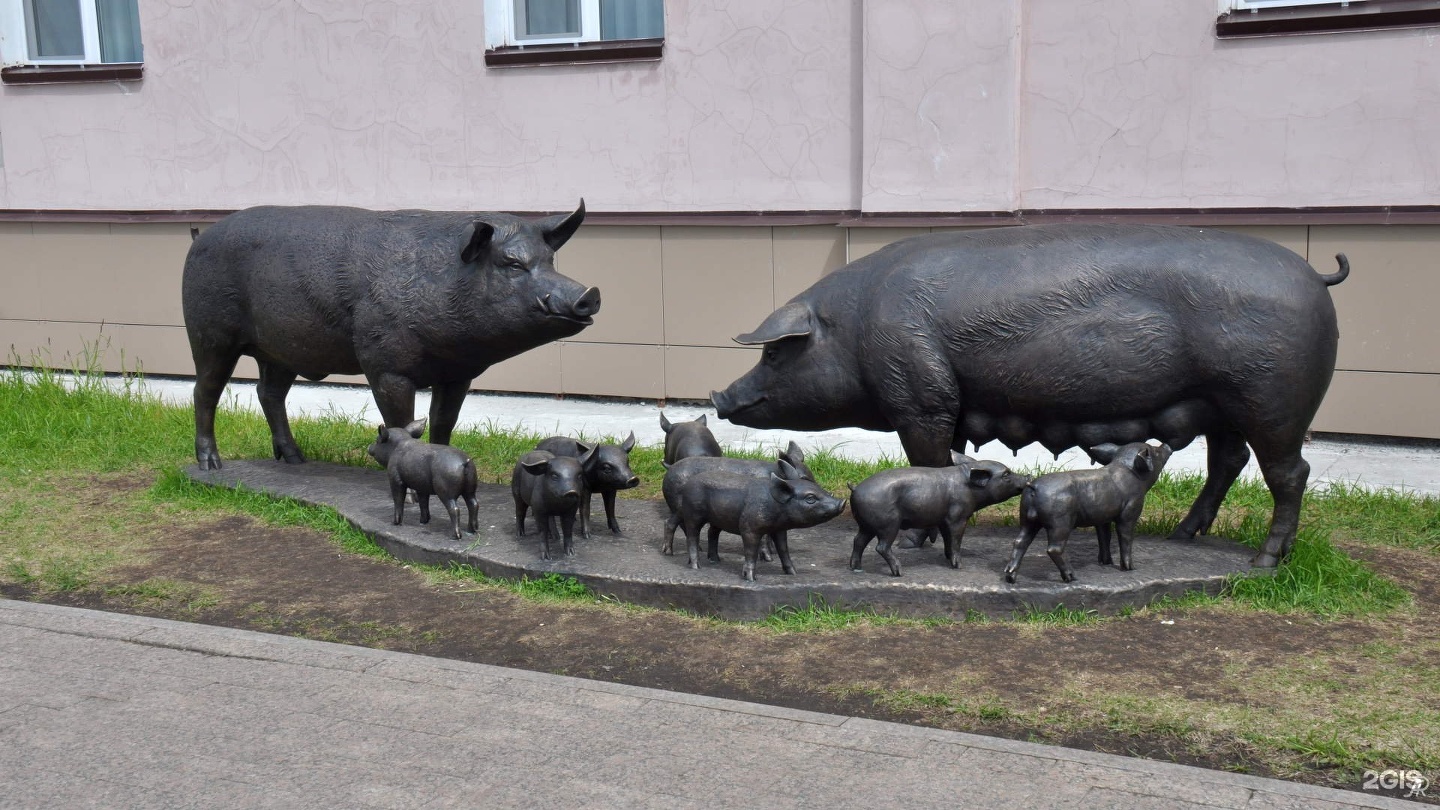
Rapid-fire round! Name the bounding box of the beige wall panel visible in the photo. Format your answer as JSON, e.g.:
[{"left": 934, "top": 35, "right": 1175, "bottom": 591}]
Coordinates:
[
  {"left": 1314, "top": 370, "right": 1440, "bottom": 439},
  {"left": 559, "top": 226, "right": 663, "bottom": 345},
  {"left": 1211, "top": 226, "right": 1308, "bottom": 259},
  {"left": 774, "top": 226, "right": 846, "bottom": 304},
  {"left": 664, "top": 345, "right": 761, "bottom": 401},
  {"left": 1310, "top": 226, "right": 1440, "bottom": 375},
  {"left": 13, "top": 224, "right": 190, "bottom": 326},
  {"left": 104, "top": 224, "right": 195, "bottom": 325},
  {"left": 561, "top": 342, "right": 664, "bottom": 400},
  {"left": 472, "top": 343, "right": 562, "bottom": 394},
  {"left": 0, "top": 223, "right": 33, "bottom": 235},
  {"left": 847, "top": 228, "right": 928, "bottom": 262},
  {"left": 661, "top": 227, "right": 775, "bottom": 348},
  {"left": 1, "top": 229, "right": 45, "bottom": 322},
  {"left": 0, "top": 319, "right": 103, "bottom": 369},
  {"left": 100, "top": 324, "right": 194, "bottom": 376}
]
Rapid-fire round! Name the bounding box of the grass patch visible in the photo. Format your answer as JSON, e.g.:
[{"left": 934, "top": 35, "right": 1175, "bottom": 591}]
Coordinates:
[{"left": 758, "top": 594, "right": 953, "bottom": 633}]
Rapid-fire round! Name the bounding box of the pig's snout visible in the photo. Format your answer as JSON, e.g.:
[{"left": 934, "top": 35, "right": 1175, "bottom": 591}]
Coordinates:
[
  {"left": 625, "top": 476, "right": 640, "bottom": 488},
  {"left": 537, "top": 286, "right": 601, "bottom": 324},
  {"left": 711, "top": 388, "right": 765, "bottom": 420}
]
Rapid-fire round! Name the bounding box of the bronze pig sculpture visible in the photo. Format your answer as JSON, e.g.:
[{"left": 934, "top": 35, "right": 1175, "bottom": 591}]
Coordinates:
[
  {"left": 183, "top": 201, "right": 598, "bottom": 470},
  {"left": 660, "top": 442, "right": 814, "bottom": 563},
  {"left": 659, "top": 413, "right": 722, "bottom": 465},
  {"left": 366, "top": 419, "right": 479, "bottom": 542},
  {"left": 712, "top": 224, "right": 1349, "bottom": 570},
  {"left": 511, "top": 447, "right": 594, "bottom": 561},
  {"left": 849, "top": 456, "right": 1028, "bottom": 576},
  {"left": 1004, "top": 441, "right": 1173, "bottom": 583},
  {"left": 535, "top": 433, "right": 640, "bottom": 537},
  {"left": 669, "top": 464, "right": 846, "bottom": 581}
]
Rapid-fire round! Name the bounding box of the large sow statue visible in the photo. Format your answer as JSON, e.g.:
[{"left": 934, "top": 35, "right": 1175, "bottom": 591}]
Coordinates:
[
  {"left": 711, "top": 224, "right": 1349, "bottom": 569},
  {"left": 183, "top": 201, "right": 598, "bottom": 469}
]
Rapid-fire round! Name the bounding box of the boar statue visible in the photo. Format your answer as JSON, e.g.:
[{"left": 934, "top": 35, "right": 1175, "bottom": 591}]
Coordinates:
[
  {"left": 711, "top": 224, "right": 1349, "bottom": 570},
  {"left": 183, "top": 201, "right": 599, "bottom": 470}
]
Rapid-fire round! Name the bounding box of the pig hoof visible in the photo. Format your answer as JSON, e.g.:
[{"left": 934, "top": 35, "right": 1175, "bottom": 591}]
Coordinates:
[
  {"left": 1168, "top": 526, "right": 1198, "bottom": 541},
  {"left": 850, "top": 567, "right": 863, "bottom": 574},
  {"left": 196, "top": 450, "right": 223, "bottom": 470},
  {"left": 782, "top": 565, "right": 796, "bottom": 575},
  {"left": 1061, "top": 572, "right": 1076, "bottom": 583},
  {"left": 1003, "top": 570, "right": 1018, "bottom": 584},
  {"left": 420, "top": 516, "right": 431, "bottom": 524},
  {"left": 759, "top": 549, "right": 774, "bottom": 562},
  {"left": 1250, "top": 551, "right": 1280, "bottom": 569},
  {"left": 948, "top": 559, "right": 960, "bottom": 570}
]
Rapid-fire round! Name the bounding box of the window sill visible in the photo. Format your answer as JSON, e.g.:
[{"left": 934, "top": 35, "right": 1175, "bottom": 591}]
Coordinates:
[
  {"left": 484, "top": 38, "right": 662, "bottom": 68},
  {"left": 1, "top": 63, "right": 143, "bottom": 85},
  {"left": 1216, "top": 0, "right": 1440, "bottom": 37}
]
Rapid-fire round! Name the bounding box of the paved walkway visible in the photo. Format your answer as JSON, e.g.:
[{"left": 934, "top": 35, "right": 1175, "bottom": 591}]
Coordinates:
[{"left": 0, "top": 599, "right": 1420, "bottom": 809}]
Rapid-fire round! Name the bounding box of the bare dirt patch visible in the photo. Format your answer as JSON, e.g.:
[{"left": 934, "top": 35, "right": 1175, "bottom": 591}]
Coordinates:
[{"left": 5, "top": 477, "right": 1438, "bottom": 803}]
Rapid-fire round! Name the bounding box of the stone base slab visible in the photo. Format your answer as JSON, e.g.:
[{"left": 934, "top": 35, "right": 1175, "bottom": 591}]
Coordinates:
[{"left": 187, "top": 461, "right": 1260, "bottom": 620}]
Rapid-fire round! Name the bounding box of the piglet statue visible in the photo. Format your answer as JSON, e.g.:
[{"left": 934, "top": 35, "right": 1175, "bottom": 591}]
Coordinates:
[
  {"left": 535, "top": 433, "right": 640, "bottom": 537},
  {"left": 670, "top": 464, "right": 845, "bottom": 581},
  {"left": 659, "top": 413, "right": 722, "bottom": 465},
  {"left": 511, "top": 447, "right": 594, "bottom": 560},
  {"left": 660, "top": 441, "right": 814, "bottom": 562},
  {"left": 366, "top": 419, "right": 479, "bottom": 541},
  {"left": 1003, "top": 441, "right": 1173, "bottom": 584},
  {"left": 849, "top": 454, "right": 1028, "bottom": 576}
]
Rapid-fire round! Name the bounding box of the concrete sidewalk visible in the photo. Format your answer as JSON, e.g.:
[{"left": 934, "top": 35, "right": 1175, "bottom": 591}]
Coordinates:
[
  {"left": 0, "top": 599, "right": 1420, "bottom": 809},
  {"left": 96, "top": 375, "right": 1440, "bottom": 495}
]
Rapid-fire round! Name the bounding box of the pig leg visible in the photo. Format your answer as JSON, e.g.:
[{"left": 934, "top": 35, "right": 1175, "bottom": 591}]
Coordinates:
[
  {"left": 418, "top": 493, "right": 432, "bottom": 524},
  {"left": 681, "top": 516, "right": 703, "bottom": 570},
  {"left": 772, "top": 532, "right": 796, "bottom": 575},
  {"left": 578, "top": 491, "right": 593, "bottom": 539},
  {"left": 740, "top": 532, "right": 763, "bottom": 582},
  {"left": 896, "top": 419, "right": 956, "bottom": 549},
  {"left": 707, "top": 525, "right": 723, "bottom": 563},
  {"left": 849, "top": 529, "right": 876, "bottom": 573},
  {"left": 662, "top": 512, "right": 680, "bottom": 555},
  {"left": 602, "top": 489, "right": 622, "bottom": 535},
  {"left": 1096, "top": 524, "right": 1114, "bottom": 565},
  {"left": 191, "top": 349, "right": 240, "bottom": 470},
  {"left": 560, "top": 511, "right": 577, "bottom": 557},
  {"left": 874, "top": 527, "right": 903, "bottom": 577},
  {"left": 1251, "top": 442, "right": 1310, "bottom": 568},
  {"left": 514, "top": 498, "right": 529, "bottom": 536},
  {"left": 464, "top": 492, "right": 479, "bottom": 534},
  {"left": 370, "top": 373, "right": 419, "bottom": 435},
  {"left": 1170, "top": 429, "right": 1250, "bottom": 540},
  {"left": 442, "top": 496, "right": 462, "bottom": 541},
  {"left": 390, "top": 476, "right": 407, "bottom": 526},
  {"left": 766, "top": 531, "right": 787, "bottom": 564},
  {"left": 426, "top": 379, "right": 473, "bottom": 446},
  {"left": 539, "top": 512, "right": 554, "bottom": 561},
  {"left": 938, "top": 521, "right": 964, "bottom": 570},
  {"left": 1116, "top": 518, "right": 1136, "bottom": 571},
  {"left": 1004, "top": 523, "right": 1042, "bottom": 583},
  {"left": 256, "top": 360, "right": 305, "bottom": 464},
  {"left": 1044, "top": 523, "right": 1077, "bottom": 583}
]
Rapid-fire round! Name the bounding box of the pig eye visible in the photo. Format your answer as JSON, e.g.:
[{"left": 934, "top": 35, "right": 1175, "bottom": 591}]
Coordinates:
[
  {"left": 804, "top": 494, "right": 818, "bottom": 504},
  {"left": 763, "top": 346, "right": 778, "bottom": 362},
  {"left": 601, "top": 463, "right": 612, "bottom": 471}
]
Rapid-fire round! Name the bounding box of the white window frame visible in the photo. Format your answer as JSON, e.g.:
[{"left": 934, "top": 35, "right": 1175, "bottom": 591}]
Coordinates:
[
  {"left": 1220, "top": 0, "right": 1361, "bottom": 11},
  {"left": 0, "top": 0, "right": 131, "bottom": 67},
  {"left": 485, "top": 0, "right": 604, "bottom": 49}
]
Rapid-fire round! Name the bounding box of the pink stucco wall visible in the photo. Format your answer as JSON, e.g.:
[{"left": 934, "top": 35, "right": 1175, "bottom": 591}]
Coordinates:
[
  {"left": 1020, "top": 0, "right": 1440, "bottom": 209},
  {"left": 0, "top": 0, "right": 860, "bottom": 212},
  {"left": 2, "top": 0, "right": 1438, "bottom": 213}
]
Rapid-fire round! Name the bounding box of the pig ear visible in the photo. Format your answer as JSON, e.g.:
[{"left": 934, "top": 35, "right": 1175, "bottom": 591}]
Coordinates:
[
  {"left": 1131, "top": 450, "right": 1153, "bottom": 478},
  {"left": 521, "top": 458, "right": 551, "bottom": 475},
  {"left": 769, "top": 473, "right": 797, "bottom": 504},
  {"left": 783, "top": 441, "right": 805, "bottom": 464},
  {"left": 696, "top": 414, "right": 707, "bottom": 426},
  {"left": 950, "top": 450, "right": 975, "bottom": 466},
  {"left": 659, "top": 413, "right": 673, "bottom": 433},
  {"left": 461, "top": 221, "right": 496, "bottom": 264},
  {"left": 620, "top": 431, "right": 637, "bottom": 453},
  {"left": 406, "top": 419, "right": 427, "bottom": 439},
  {"left": 541, "top": 199, "right": 586, "bottom": 251},
  {"left": 734, "top": 302, "right": 814, "bottom": 345},
  {"left": 967, "top": 467, "right": 993, "bottom": 489},
  {"left": 777, "top": 458, "right": 798, "bottom": 479},
  {"left": 577, "top": 442, "right": 597, "bottom": 468},
  {"left": 376, "top": 426, "right": 389, "bottom": 442},
  {"left": 1086, "top": 443, "right": 1120, "bottom": 465}
]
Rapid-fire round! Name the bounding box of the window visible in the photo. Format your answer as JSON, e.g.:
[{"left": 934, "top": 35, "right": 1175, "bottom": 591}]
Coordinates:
[
  {"left": 484, "top": 0, "right": 664, "bottom": 67},
  {"left": 1, "top": 0, "right": 142, "bottom": 83},
  {"left": 1216, "top": 0, "right": 1440, "bottom": 37}
]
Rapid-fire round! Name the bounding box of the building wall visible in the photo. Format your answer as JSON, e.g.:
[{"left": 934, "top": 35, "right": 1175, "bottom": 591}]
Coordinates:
[{"left": 0, "top": 0, "right": 861, "bottom": 212}]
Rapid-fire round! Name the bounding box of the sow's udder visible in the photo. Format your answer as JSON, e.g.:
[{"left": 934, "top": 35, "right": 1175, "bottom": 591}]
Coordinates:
[{"left": 962, "top": 399, "right": 1218, "bottom": 455}]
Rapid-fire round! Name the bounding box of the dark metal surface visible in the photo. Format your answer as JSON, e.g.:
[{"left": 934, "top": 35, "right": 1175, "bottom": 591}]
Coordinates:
[
  {"left": 713, "top": 224, "right": 1348, "bottom": 570},
  {"left": 187, "top": 461, "right": 1259, "bottom": 620}
]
